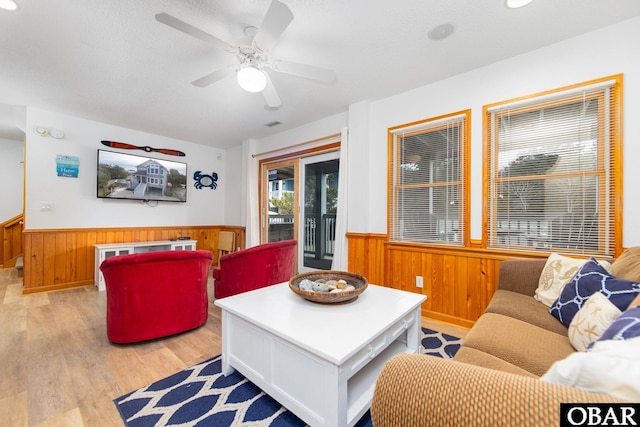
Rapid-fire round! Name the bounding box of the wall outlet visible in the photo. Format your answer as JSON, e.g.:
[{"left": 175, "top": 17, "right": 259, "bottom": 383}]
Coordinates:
[{"left": 416, "top": 275, "right": 424, "bottom": 288}]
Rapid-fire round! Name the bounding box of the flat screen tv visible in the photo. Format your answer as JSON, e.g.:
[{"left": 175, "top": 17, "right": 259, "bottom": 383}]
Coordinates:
[{"left": 97, "top": 149, "right": 187, "bottom": 203}]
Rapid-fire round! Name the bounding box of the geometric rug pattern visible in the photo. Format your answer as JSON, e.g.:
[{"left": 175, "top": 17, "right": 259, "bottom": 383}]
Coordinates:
[{"left": 114, "top": 327, "right": 462, "bottom": 427}]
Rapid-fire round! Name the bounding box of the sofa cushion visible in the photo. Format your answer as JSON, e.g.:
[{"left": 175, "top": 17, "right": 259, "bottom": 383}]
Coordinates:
[
  {"left": 497, "top": 259, "right": 548, "bottom": 296},
  {"left": 453, "top": 346, "right": 538, "bottom": 378},
  {"left": 461, "top": 313, "right": 575, "bottom": 377},
  {"left": 485, "top": 290, "right": 568, "bottom": 335},
  {"left": 611, "top": 247, "right": 640, "bottom": 283},
  {"left": 568, "top": 292, "right": 621, "bottom": 351},
  {"left": 549, "top": 258, "right": 640, "bottom": 328},
  {"left": 541, "top": 336, "right": 640, "bottom": 401},
  {"left": 535, "top": 253, "right": 611, "bottom": 307}
]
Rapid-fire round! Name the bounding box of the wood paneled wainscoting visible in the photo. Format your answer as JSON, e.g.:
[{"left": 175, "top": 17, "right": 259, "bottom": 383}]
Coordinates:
[
  {"left": 22, "top": 226, "right": 245, "bottom": 294},
  {"left": 347, "top": 232, "right": 545, "bottom": 328}
]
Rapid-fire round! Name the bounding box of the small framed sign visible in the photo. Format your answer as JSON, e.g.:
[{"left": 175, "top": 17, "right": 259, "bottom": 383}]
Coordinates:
[{"left": 56, "top": 154, "right": 79, "bottom": 178}]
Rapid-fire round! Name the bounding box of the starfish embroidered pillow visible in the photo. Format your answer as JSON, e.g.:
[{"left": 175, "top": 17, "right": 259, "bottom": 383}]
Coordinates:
[
  {"left": 568, "top": 291, "right": 621, "bottom": 351},
  {"left": 535, "top": 253, "right": 611, "bottom": 307}
]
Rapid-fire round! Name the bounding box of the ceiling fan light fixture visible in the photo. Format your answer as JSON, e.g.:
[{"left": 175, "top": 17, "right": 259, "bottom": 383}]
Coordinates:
[
  {"left": 0, "top": 0, "right": 18, "bottom": 11},
  {"left": 505, "top": 0, "right": 534, "bottom": 9},
  {"left": 237, "top": 66, "right": 267, "bottom": 93}
]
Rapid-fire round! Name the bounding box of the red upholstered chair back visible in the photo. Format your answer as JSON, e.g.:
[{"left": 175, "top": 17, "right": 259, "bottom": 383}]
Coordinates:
[
  {"left": 100, "top": 249, "right": 213, "bottom": 344},
  {"left": 212, "top": 240, "right": 297, "bottom": 299}
]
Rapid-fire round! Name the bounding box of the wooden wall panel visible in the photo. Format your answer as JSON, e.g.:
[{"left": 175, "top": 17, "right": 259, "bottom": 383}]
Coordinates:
[
  {"left": 347, "top": 233, "right": 543, "bottom": 328},
  {"left": 347, "top": 233, "right": 386, "bottom": 285},
  {"left": 22, "top": 225, "right": 245, "bottom": 294}
]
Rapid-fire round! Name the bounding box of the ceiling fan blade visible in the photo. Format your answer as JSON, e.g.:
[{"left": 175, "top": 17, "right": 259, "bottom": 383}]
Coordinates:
[
  {"left": 155, "top": 12, "right": 235, "bottom": 53},
  {"left": 271, "top": 60, "right": 336, "bottom": 83},
  {"left": 253, "top": 0, "right": 294, "bottom": 53},
  {"left": 191, "top": 67, "right": 235, "bottom": 88},
  {"left": 262, "top": 73, "right": 282, "bottom": 109}
]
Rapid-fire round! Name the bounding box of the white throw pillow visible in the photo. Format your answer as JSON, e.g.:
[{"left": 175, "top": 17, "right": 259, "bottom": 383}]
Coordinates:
[
  {"left": 540, "top": 336, "right": 640, "bottom": 401},
  {"left": 535, "top": 253, "right": 612, "bottom": 307},
  {"left": 568, "top": 292, "right": 621, "bottom": 351}
]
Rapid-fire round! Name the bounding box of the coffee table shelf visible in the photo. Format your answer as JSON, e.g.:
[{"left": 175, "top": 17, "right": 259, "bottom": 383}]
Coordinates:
[{"left": 346, "top": 339, "right": 409, "bottom": 423}]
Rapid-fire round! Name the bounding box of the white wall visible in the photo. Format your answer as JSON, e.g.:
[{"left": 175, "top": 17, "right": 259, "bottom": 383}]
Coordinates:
[
  {"left": 346, "top": 101, "right": 372, "bottom": 233},
  {"left": 254, "top": 112, "right": 348, "bottom": 155},
  {"left": 224, "top": 144, "right": 243, "bottom": 228},
  {"left": 0, "top": 137, "right": 24, "bottom": 222},
  {"left": 241, "top": 17, "right": 640, "bottom": 247},
  {"left": 25, "top": 108, "right": 226, "bottom": 229},
  {"left": 365, "top": 17, "right": 640, "bottom": 246}
]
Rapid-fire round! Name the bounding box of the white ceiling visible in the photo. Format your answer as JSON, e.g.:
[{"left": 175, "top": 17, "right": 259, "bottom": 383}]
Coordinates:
[{"left": 1, "top": 0, "right": 639, "bottom": 148}]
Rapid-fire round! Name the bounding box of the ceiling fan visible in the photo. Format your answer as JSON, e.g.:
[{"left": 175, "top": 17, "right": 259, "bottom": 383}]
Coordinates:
[{"left": 155, "top": 0, "right": 336, "bottom": 109}]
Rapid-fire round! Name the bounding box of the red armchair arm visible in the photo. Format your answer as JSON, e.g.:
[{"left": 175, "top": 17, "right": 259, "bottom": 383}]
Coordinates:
[{"left": 213, "top": 240, "right": 297, "bottom": 299}]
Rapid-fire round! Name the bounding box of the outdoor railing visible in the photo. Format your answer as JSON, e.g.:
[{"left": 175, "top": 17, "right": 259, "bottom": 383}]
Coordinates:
[{"left": 268, "top": 213, "right": 335, "bottom": 258}]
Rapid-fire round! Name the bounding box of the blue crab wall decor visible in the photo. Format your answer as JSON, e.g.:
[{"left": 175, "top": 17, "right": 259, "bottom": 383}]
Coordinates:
[{"left": 193, "top": 171, "right": 218, "bottom": 189}]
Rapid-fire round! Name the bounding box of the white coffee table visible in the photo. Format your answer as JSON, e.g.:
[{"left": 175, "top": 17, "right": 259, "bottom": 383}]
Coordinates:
[{"left": 214, "top": 282, "right": 426, "bottom": 427}]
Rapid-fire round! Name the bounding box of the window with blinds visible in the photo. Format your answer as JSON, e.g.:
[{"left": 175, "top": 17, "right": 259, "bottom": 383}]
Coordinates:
[
  {"left": 389, "top": 111, "right": 470, "bottom": 245},
  {"left": 484, "top": 75, "right": 622, "bottom": 256}
]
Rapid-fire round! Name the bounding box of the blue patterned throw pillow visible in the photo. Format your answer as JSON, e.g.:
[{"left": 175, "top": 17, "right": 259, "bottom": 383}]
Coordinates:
[
  {"left": 549, "top": 258, "right": 640, "bottom": 328},
  {"left": 587, "top": 306, "right": 640, "bottom": 349}
]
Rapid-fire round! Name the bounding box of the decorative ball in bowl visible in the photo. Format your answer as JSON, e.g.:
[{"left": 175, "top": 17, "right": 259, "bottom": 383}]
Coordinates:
[{"left": 289, "top": 271, "right": 368, "bottom": 304}]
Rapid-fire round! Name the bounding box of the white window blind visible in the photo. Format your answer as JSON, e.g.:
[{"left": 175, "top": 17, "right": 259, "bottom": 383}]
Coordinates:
[
  {"left": 486, "top": 76, "right": 621, "bottom": 256},
  {"left": 389, "top": 112, "right": 469, "bottom": 245}
]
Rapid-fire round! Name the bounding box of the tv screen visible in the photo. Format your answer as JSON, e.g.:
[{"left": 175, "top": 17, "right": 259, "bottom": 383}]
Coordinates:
[{"left": 97, "top": 149, "right": 187, "bottom": 203}]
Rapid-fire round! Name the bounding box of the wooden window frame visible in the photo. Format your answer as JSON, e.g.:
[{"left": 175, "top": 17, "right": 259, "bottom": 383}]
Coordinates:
[
  {"left": 387, "top": 110, "right": 471, "bottom": 247},
  {"left": 482, "top": 74, "right": 623, "bottom": 257}
]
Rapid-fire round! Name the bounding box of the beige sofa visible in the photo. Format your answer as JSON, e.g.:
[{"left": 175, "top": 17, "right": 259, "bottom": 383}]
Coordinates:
[{"left": 371, "top": 251, "right": 640, "bottom": 427}]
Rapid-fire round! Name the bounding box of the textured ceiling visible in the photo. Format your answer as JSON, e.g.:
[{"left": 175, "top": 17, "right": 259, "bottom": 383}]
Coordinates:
[{"left": 1, "top": 0, "right": 639, "bottom": 148}]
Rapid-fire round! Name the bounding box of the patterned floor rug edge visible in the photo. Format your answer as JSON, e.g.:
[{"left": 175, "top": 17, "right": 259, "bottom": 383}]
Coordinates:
[{"left": 114, "top": 328, "right": 463, "bottom": 427}]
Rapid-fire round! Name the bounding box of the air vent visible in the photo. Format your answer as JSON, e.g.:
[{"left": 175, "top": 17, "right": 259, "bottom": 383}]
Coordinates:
[{"left": 265, "top": 121, "right": 282, "bottom": 127}]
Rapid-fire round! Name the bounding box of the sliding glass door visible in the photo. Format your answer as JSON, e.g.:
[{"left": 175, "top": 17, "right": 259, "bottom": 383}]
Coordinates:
[
  {"left": 260, "top": 150, "right": 340, "bottom": 273},
  {"left": 299, "top": 151, "right": 340, "bottom": 272},
  {"left": 261, "top": 159, "right": 298, "bottom": 245}
]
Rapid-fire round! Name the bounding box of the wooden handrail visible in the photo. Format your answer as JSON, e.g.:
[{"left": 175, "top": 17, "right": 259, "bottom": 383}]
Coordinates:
[
  {"left": 1, "top": 213, "right": 24, "bottom": 268},
  {"left": 2, "top": 213, "right": 24, "bottom": 229}
]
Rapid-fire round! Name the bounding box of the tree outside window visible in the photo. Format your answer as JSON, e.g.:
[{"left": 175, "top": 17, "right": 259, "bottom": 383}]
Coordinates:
[{"left": 485, "top": 75, "right": 622, "bottom": 256}]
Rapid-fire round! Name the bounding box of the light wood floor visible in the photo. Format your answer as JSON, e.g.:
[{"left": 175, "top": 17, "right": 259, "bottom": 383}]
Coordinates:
[{"left": 0, "top": 268, "right": 467, "bottom": 426}]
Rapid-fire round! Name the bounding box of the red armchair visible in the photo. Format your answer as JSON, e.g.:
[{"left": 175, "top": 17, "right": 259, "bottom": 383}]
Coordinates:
[
  {"left": 100, "top": 250, "right": 213, "bottom": 344},
  {"left": 212, "top": 240, "right": 297, "bottom": 299}
]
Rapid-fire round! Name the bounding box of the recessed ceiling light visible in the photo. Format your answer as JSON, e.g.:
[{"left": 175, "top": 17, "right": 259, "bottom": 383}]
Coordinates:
[
  {"left": 506, "top": 0, "right": 534, "bottom": 9},
  {"left": 0, "top": 0, "right": 18, "bottom": 11},
  {"left": 428, "top": 23, "right": 456, "bottom": 41}
]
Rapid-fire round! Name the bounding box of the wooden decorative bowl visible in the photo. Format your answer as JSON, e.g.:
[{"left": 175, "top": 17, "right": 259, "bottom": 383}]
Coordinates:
[{"left": 289, "top": 271, "right": 368, "bottom": 304}]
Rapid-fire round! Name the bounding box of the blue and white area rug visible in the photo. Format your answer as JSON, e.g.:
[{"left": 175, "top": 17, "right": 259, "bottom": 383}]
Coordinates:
[{"left": 114, "top": 328, "right": 462, "bottom": 427}]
